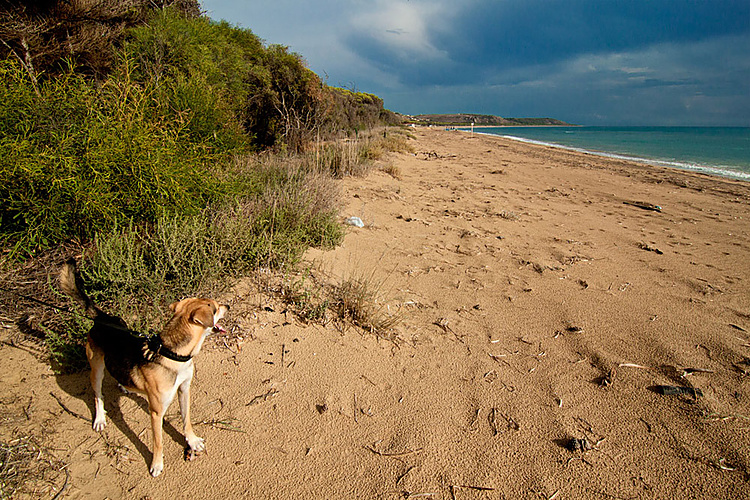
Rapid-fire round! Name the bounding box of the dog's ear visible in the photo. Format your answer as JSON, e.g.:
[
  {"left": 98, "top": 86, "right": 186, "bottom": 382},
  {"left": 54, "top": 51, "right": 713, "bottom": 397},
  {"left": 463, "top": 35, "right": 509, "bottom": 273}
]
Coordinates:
[
  {"left": 169, "top": 301, "right": 179, "bottom": 312},
  {"left": 190, "top": 305, "right": 214, "bottom": 329}
]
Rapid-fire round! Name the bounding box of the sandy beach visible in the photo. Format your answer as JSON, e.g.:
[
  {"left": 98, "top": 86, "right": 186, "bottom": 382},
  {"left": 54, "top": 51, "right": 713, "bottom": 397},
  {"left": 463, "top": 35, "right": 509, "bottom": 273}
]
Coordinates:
[{"left": 3, "top": 127, "right": 750, "bottom": 499}]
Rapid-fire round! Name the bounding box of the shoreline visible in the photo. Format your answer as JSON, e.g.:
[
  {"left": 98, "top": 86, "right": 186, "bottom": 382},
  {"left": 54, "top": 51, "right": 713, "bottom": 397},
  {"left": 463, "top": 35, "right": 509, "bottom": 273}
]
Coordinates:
[
  {"left": 460, "top": 127, "right": 750, "bottom": 183},
  {"left": 457, "top": 127, "right": 750, "bottom": 198}
]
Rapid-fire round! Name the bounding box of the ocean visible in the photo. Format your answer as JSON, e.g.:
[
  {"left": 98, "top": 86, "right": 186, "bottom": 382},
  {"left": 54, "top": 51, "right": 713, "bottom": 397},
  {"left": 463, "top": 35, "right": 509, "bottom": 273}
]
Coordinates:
[{"left": 469, "top": 126, "right": 750, "bottom": 181}]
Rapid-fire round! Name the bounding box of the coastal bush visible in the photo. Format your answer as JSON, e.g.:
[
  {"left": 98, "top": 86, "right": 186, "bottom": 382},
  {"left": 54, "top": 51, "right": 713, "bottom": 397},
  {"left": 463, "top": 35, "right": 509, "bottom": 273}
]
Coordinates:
[
  {"left": 45, "top": 127, "right": 413, "bottom": 371},
  {"left": 0, "top": 0, "right": 201, "bottom": 79},
  {"left": 123, "top": 9, "right": 255, "bottom": 147},
  {"left": 123, "top": 9, "right": 339, "bottom": 151},
  {"left": 69, "top": 155, "right": 343, "bottom": 335},
  {"left": 326, "top": 88, "right": 400, "bottom": 134},
  {"left": 0, "top": 3, "right": 405, "bottom": 371},
  {"left": 0, "top": 58, "right": 228, "bottom": 258},
  {"left": 0, "top": 6, "right": 395, "bottom": 260}
]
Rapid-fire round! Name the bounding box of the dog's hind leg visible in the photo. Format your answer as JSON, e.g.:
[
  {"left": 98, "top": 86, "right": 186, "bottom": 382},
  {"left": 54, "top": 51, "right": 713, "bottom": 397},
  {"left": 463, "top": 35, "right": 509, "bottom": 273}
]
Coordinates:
[
  {"left": 178, "top": 373, "right": 204, "bottom": 453},
  {"left": 86, "top": 341, "right": 107, "bottom": 431}
]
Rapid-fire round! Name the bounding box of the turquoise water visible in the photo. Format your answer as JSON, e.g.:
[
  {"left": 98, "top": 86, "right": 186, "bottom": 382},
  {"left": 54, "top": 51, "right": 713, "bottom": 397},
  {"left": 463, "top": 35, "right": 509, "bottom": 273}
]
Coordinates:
[{"left": 470, "top": 126, "right": 750, "bottom": 181}]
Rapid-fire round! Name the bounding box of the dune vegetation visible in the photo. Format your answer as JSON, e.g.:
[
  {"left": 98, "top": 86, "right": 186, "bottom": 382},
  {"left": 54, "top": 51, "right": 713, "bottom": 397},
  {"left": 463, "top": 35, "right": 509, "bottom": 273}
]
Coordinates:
[{"left": 0, "top": 0, "right": 404, "bottom": 371}]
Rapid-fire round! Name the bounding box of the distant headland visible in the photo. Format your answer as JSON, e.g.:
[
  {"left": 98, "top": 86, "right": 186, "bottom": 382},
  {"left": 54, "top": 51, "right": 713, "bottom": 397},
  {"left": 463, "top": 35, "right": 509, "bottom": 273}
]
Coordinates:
[{"left": 400, "top": 113, "right": 573, "bottom": 127}]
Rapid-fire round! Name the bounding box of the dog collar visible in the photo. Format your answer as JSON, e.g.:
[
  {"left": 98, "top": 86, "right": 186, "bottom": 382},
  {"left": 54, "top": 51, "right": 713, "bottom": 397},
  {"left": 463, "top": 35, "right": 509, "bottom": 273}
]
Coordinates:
[{"left": 145, "top": 336, "right": 192, "bottom": 363}]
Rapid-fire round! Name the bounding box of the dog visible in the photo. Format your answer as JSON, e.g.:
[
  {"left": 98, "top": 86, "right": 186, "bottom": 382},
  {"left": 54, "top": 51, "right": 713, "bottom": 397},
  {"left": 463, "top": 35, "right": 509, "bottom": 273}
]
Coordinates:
[{"left": 59, "top": 259, "right": 229, "bottom": 477}]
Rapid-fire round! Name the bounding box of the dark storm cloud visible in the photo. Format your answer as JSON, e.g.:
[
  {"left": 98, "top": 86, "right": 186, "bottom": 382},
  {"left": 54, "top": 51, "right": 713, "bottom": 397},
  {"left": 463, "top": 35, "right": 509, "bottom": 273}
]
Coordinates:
[
  {"left": 345, "top": 0, "right": 750, "bottom": 87},
  {"left": 201, "top": 0, "right": 750, "bottom": 124}
]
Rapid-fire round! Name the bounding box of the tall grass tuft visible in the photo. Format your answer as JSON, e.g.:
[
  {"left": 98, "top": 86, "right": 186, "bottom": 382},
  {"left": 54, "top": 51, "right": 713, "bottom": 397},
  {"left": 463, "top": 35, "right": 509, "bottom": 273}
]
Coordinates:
[
  {"left": 308, "top": 127, "right": 413, "bottom": 178},
  {"left": 275, "top": 264, "right": 402, "bottom": 343},
  {"left": 330, "top": 273, "right": 401, "bottom": 342}
]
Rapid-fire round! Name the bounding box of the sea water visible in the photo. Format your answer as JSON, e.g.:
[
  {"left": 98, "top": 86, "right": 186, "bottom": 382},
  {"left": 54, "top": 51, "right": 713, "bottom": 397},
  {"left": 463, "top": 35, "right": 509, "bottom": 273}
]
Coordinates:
[{"left": 471, "top": 126, "right": 750, "bottom": 181}]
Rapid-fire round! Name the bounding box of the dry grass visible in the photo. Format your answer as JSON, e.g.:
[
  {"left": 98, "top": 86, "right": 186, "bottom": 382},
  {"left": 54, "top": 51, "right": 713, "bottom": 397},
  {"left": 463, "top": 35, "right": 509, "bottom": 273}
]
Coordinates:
[
  {"left": 499, "top": 210, "right": 520, "bottom": 221},
  {"left": 0, "top": 434, "right": 68, "bottom": 499},
  {"left": 267, "top": 265, "right": 401, "bottom": 342},
  {"left": 307, "top": 127, "right": 414, "bottom": 178},
  {"left": 382, "top": 164, "right": 402, "bottom": 179},
  {"left": 329, "top": 274, "right": 401, "bottom": 342}
]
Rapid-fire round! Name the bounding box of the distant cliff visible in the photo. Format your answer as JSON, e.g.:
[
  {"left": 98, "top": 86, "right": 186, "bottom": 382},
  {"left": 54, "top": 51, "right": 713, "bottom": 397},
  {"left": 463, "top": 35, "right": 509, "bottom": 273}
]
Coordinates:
[{"left": 403, "top": 114, "right": 572, "bottom": 126}]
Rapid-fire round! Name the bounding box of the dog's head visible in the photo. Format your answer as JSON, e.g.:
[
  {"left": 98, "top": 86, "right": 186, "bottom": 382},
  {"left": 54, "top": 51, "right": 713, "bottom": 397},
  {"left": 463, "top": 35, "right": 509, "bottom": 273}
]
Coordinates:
[
  {"left": 169, "top": 298, "right": 229, "bottom": 333},
  {"left": 165, "top": 298, "right": 229, "bottom": 356}
]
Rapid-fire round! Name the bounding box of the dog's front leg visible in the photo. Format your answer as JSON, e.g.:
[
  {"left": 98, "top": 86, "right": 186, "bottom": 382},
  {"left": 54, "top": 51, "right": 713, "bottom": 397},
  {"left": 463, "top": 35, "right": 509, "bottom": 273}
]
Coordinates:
[
  {"left": 178, "top": 375, "right": 204, "bottom": 453},
  {"left": 148, "top": 395, "right": 166, "bottom": 477}
]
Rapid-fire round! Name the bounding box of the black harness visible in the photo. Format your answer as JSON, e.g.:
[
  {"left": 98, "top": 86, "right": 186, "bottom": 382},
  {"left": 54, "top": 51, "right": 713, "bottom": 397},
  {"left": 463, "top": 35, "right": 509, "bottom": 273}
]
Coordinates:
[{"left": 144, "top": 334, "right": 192, "bottom": 363}]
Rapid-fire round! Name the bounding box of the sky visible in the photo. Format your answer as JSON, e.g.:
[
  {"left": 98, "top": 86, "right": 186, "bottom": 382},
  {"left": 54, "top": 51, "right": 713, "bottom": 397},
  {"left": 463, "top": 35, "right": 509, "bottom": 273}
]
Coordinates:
[{"left": 200, "top": 0, "right": 750, "bottom": 126}]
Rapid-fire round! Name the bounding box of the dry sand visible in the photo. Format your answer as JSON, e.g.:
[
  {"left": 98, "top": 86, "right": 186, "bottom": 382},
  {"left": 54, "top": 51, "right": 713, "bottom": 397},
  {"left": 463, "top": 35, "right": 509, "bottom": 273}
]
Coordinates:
[{"left": 3, "top": 127, "right": 750, "bottom": 499}]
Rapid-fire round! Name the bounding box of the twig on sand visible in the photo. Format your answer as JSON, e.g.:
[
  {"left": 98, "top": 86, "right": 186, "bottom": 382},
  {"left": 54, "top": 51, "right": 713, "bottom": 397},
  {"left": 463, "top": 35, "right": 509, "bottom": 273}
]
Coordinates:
[
  {"left": 654, "top": 385, "right": 703, "bottom": 398},
  {"left": 449, "top": 484, "right": 496, "bottom": 499},
  {"left": 50, "top": 469, "right": 70, "bottom": 500},
  {"left": 396, "top": 465, "right": 418, "bottom": 485},
  {"left": 197, "top": 417, "right": 245, "bottom": 433},
  {"left": 468, "top": 407, "right": 481, "bottom": 432},
  {"left": 50, "top": 392, "right": 88, "bottom": 422},
  {"left": 637, "top": 242, "right": 663, "bottom": 255},
  {"left": 618, "top": 363, "right": 649, "bottom": 370},
  {"left": 488, "top": 407, "right": 498, "bottom": 436},
  {"left": 489, "top": 352, "right": 524, "bottom": 374},
  {"left": 433, "top": 318, "right": 453, "bottom": 334},
  {"left": 246, "top": 388, "right": 279, "bottom": 406},
  {"left": 364, "top": 444, "right": 423, "bottom": 458},
  {"left": 681, "top": 367, "right": 713, "bottom": 377}
]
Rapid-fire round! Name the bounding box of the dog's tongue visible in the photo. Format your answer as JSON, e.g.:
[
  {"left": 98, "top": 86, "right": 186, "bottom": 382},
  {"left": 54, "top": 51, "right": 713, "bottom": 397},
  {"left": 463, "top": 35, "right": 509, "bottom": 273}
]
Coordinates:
[{"left": 212, "top": 323, "right": 226, "bottom": 334}]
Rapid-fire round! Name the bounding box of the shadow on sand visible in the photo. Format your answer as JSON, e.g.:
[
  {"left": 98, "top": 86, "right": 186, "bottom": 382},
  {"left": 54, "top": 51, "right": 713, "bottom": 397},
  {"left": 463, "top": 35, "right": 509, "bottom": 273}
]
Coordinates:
[{"left": 53, "top": 370, "right": 187, "bottom": 474}]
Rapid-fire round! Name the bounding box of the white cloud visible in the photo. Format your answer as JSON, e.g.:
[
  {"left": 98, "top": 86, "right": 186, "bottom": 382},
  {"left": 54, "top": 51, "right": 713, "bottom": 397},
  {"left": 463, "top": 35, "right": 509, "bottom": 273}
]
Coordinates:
[{"left": 349, "top": 0, "right": 451, "bottom": 64}]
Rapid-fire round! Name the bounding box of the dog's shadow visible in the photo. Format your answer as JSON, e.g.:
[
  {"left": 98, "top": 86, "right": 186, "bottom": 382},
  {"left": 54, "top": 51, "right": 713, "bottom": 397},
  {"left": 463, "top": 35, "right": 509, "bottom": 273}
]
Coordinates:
[{"left": 55, "top": 371, "right": 186, "bottom": 471}]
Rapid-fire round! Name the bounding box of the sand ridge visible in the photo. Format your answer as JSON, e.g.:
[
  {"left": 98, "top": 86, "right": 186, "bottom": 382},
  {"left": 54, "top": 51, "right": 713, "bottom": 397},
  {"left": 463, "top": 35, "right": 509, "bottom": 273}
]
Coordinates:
[{"left": 2, "top": 128, "right": 750, "bottom": 499}]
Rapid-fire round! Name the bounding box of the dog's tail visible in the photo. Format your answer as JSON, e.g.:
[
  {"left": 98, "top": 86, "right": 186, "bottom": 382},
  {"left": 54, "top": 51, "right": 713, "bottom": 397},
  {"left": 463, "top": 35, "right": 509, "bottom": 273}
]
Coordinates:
[{"left": 59, "top": 259, "right": 101, "bottom": 320}]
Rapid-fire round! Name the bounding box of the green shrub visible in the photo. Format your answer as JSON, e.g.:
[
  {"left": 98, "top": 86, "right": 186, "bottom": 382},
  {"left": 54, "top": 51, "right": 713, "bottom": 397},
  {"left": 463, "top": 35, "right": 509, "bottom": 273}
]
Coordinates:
[
  {"left": 0, "top": 58, "right": 232, "bottom": 258},
  {"left": 65, "top": 155, "right": 344, "bottom": 340},
  {"left": 0, "top": 5, "right": 402, "bottom": 371},
  {"left": 41, "top": 313, "right": 92, "bottom": 373}
]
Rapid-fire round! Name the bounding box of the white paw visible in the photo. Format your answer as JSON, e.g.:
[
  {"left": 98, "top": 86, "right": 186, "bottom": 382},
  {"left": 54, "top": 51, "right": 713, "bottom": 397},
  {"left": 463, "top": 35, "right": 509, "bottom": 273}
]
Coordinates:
[
  {"left": 92, "top": 418, "right": 106, "bottom": 431},
  {"left": 186, "top": 435, "right": 205, "bottom": 452},
  {"left": 150, "top": 460, "right": 164, "bottom": 477}
]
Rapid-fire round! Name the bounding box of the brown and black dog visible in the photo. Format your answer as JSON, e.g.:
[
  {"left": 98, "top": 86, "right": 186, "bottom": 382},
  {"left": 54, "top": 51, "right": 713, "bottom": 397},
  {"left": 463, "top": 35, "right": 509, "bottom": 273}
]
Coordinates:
[{"left": 60, "top": 260, "right": 228, "bottom": 477}]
